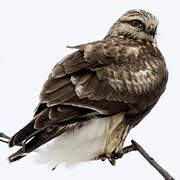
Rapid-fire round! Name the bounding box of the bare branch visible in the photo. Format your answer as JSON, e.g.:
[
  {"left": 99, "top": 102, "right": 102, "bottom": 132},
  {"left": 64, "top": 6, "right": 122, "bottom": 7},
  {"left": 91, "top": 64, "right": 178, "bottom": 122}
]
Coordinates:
[
  {"left": 131, "top": 140, "right": 175, "bottom": 180},
  {"left": 0, "top": 139, "right": 9, "bottom": 144},
  {"left": 0, "top": 132, "right": 10, "bottom": 144},
  {"left": 121, "top": 144, "right": 136, "bottom": 154}
]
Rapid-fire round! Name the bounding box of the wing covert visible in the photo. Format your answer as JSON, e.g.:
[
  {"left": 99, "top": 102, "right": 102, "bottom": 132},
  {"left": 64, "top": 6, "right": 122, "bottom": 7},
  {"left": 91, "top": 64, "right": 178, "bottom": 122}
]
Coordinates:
[{"left": 36, "top": 38, "right": 167, "bottom": 131}]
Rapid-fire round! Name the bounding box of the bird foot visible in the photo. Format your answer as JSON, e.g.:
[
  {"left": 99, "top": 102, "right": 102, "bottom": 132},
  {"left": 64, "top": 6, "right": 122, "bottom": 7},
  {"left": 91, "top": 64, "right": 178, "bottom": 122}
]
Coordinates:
[{"left": 98, "top": 151, "right": 123, "bottom": 166}]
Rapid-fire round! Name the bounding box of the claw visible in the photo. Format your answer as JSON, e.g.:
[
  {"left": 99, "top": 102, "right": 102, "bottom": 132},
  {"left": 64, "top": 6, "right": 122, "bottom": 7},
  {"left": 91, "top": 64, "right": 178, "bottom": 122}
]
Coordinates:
[
  {"left": 108, "top": 158, "right": 116, "bottom": 166},
  {"left": 97, "top": 151, "right": 123, "bottom": 166},
  {"left": 97, "top": 153, "right": 117, "bottom": 166},
  {"left": 111, "top": 151, "right": 123, "bottom": 159},
  {"left": 98, "top": 153, "right": 109, "bottom": 161}
]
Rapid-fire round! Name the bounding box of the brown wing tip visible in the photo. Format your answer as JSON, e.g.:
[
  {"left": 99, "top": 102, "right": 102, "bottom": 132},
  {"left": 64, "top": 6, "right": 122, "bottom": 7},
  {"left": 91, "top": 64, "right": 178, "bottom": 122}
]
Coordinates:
[
  {"left": 9, "top": 134, "right": 23, "bottom": 148},
  {"left": 8, "top": 149, "right": 26, "bottom": 163},
  {"left": 8, "top": 136, "right": 15, "bottom": 147}
]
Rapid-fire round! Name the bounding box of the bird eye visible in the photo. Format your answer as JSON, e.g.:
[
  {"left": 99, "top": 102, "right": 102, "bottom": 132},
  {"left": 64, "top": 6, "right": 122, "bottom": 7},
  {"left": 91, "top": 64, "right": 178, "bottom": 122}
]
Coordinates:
[{"left": 130, "top": 20, "right": 145, "bottom": 30}]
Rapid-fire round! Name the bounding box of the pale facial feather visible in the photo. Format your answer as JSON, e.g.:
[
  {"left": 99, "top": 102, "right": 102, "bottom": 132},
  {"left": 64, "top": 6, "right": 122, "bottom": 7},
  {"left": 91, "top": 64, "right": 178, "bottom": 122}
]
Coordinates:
[{"left": 107, "top": 9, "right": 159, "bottom": 42}]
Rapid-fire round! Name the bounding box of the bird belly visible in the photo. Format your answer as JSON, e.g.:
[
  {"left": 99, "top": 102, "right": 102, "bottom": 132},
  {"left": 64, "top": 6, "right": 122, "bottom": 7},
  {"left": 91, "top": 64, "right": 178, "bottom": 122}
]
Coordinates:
[{"left": 34, "top": 112, "right": 130, "bottom": 168}]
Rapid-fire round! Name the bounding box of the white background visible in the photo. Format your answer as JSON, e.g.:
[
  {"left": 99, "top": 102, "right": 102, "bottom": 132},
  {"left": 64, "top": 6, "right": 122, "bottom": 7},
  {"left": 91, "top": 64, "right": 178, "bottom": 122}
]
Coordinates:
[{"left": 0, "top": 0, "right": 179, "bottom": 179}]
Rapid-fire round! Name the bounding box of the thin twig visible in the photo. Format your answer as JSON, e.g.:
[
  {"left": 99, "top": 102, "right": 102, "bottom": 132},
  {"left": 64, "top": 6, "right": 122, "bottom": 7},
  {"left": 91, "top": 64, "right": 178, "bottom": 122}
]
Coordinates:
[
  {"left": 0, "top": 139, "right": 9, "bottom": 144},
  {"left": 121, "top": 144, "right": 136, "bottom": 154},
  {"left": 131, "top": 140, "right": 175, "bottom": 180},
  {"left": 0, "top": 132, "right": 10, "bottom": 144}
]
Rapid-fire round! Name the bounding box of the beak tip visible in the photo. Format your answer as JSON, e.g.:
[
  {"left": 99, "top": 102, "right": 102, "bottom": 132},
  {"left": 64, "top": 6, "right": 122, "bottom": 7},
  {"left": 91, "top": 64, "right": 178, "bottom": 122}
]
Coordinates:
[
  {"left": 149, "top": 29, "right": 156, "bottom": 38},
  {"left": 148, "top": 27, "right": 157, "bottom": 38}
]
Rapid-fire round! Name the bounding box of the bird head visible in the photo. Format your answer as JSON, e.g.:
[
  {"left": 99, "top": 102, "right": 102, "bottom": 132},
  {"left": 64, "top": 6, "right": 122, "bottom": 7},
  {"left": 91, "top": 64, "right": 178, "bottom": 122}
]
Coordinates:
[{"left": 106, "top": 9, "right": 159, "bottom": 42}]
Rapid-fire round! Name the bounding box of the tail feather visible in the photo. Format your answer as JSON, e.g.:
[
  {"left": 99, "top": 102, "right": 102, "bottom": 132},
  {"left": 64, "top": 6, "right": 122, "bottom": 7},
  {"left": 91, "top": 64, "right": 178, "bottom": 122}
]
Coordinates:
[
  {"left": 8, "top": 122, "right": 68, "bottom": 162},
  {"left": 8, "top": 104, "right": 92, "bottom": 163},
  {"left": 8, "top": 149, "right": 26, "bottom": 162},
  {"left": 9, "top": 120, "right": 35, "bottom": 147}
]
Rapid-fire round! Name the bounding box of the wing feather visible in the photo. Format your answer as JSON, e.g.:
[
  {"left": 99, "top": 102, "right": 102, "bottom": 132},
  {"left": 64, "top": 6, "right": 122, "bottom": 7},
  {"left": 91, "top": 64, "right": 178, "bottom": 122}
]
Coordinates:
[
  {"left": 9, "top": 38, "right": 167, "bottom": 161},
  {"left": 42, "top": 77, "right": 70, "bottom": 94},
  {"left": 40, "top": 83, "right": 75, "bottom": 104}
]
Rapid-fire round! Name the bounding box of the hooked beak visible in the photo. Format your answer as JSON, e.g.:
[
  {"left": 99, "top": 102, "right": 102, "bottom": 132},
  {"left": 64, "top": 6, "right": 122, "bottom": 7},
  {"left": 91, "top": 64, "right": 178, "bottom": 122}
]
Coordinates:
[{"left": 148, "top": 24, "right": 157, "bottom": 38}]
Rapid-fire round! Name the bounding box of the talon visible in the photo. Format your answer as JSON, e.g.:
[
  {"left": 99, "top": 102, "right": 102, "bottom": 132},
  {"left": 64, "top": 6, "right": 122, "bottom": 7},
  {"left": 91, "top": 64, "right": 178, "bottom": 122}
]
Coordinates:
[
  {"left": 97, "top": 153, "right": 118, "bottom": 166},
  {"left": 101, "top": 157, "right": 106, "bottom": 161},
  {"left": 113, "top": 153, "right": 123, "bottom": 159},
  {"left": 97, "top": 153, "right": 108, "bottom": 161},
  {"left": 108, "top": 158, "right": 116, "bottom": 166},
  {"left": 111, "top": 150, "right": 123, "bottom": 159}
]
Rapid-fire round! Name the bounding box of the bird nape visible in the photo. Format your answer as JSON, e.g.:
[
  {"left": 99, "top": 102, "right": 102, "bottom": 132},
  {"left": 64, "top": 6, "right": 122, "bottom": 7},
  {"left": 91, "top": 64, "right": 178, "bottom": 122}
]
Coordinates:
[{"left": 7, "top": 9, "right": 168, "bottom": 169}]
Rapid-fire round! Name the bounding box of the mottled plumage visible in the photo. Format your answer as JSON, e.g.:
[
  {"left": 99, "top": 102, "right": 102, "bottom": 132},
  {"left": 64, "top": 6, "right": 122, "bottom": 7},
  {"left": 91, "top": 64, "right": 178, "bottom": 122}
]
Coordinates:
[{"left": 8, "top": 9, "right": 168, "bottom": 167}]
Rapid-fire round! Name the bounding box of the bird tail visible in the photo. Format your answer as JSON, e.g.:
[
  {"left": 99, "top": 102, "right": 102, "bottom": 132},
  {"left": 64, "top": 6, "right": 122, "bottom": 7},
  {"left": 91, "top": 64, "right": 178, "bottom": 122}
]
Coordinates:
[{"left": 8, "top": 121, "right": 67, "bottom": 162}]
